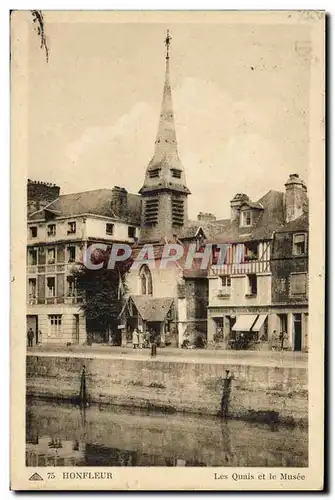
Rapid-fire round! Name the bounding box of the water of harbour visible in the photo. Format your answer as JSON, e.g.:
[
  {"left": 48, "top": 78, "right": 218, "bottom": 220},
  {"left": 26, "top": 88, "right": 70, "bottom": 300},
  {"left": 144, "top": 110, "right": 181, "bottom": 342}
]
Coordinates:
[{"left": 26, "top": 398, "right": 308, "bottom": 467}]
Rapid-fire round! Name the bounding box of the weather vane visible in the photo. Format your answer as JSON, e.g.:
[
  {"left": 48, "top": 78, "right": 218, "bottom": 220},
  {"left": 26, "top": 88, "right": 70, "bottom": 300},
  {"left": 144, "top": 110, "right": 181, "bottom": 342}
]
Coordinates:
[{"left": 165, "top": 29, "right": 172, "bottom": 60}]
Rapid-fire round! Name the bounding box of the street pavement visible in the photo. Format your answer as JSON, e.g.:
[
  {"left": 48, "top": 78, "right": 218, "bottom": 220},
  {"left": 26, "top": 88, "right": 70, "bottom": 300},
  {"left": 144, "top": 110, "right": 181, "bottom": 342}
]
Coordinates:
[{"left": 27, "top": 344, "right": 307, "bottom": 369}]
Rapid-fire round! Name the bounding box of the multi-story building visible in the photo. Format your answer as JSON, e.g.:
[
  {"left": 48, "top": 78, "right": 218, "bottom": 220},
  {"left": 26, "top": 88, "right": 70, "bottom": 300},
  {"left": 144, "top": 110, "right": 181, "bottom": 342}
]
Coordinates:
[
  {"left": 26, "top": 181, "right": 140, "bottom": 345},
  {"left": 122, "top": 31, "right": 224, "bottom": 347},
  {"left": 271, "top": 175, "right": 309, "bottom": 351},
  {"left": 207, "top": 174, "right": 309, "bottom": 351}
]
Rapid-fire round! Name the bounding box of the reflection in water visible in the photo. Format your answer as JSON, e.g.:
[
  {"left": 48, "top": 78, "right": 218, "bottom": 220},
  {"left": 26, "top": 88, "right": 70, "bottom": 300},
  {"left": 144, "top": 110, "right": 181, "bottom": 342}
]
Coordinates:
[{"left": 26, "top": 398, "right": 308, "bottom": 467}]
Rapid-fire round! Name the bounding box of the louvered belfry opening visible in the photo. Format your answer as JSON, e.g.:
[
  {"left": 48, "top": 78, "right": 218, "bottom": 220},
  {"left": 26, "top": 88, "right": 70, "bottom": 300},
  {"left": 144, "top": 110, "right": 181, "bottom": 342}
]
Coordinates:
[
  {"left": 144, "top": 198, "right": 159, "bottom": 226},
  {"left": 138, "top": 31, "right": 190, "bottom": 241},
  {"left": 172, "top": 196, "right": 184, "bottom": 226}
]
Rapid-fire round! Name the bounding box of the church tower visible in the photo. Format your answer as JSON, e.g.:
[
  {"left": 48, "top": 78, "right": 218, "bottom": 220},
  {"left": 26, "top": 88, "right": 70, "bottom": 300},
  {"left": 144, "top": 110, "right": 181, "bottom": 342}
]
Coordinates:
[{"left": 139, "top": 30, "right": 190, "bottom": 242}]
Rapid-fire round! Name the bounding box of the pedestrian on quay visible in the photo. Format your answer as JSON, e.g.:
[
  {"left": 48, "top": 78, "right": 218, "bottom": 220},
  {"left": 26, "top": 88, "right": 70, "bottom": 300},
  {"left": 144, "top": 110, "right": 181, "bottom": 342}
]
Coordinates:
[
  {"left": 150, "top": 329, "right": 157, "bottom": 357},
  {"left": 138, "top": 329, "right": 144, "bottom": 349},
  {"left": 220, "top": 370, "right": 234, "bottom": 421},
  {"left": 132, "top": 328, "right": 139, "bottom": 349},
  {"left": 27, "top": 328, "right": 34, "bottom": 348},
  {"left": 280, "top": 331, "right": 288, "bottom": 351}
]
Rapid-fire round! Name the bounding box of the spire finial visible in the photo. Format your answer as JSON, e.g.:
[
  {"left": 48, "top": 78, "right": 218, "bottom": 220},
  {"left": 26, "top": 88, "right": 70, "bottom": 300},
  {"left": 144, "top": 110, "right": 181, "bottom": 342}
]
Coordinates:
[{"left": 165, "top": 29, "right": 172, "bottom": 60}]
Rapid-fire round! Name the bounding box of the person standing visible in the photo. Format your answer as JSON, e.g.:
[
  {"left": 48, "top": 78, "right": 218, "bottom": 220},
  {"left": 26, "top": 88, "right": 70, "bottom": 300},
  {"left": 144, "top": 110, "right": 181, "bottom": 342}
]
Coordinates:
[
  {"left": 27, "top": 328, "right": 34, "bottom": 348},
  {"left": 138, "top": 330, "right": 144, "bottom": 349},
  {"left": 220, "top": 370, "right": 233, "bottom": 421},
  {"left": 132, "top": 329, "right": 139, "bottom": 349}
]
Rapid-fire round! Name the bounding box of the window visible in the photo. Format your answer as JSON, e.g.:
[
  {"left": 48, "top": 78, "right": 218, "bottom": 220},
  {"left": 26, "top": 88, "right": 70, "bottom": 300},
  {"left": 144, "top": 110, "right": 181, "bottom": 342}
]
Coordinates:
[
  {"left": 29, "top": 226, "right": 38, "bottom": 238},
  {"left": 293, "top": 233, "right": 307, "bottom": 256},
  {"left": 28, "top": 249, "right": 37, "bottom": 265},
  {"left": 128, "top": 226, "right": 136, "bottom": 238},
  {"left": 67, "top": 221, "right": 76, "bottom": 234},
  {"left": 46, "top": 277, "right": 56, "bottom": 297},
  {"left": 67, "top": 276, "right": 75, "bottom": 297},
  {"left": 67, "top": 246, "right": 76, "bottom": 263},
  {"left": 47, "top": 248, "right": 56, "bottom": 264},
  {"left": 139, "top": 265, "right": 153, "bottom": 295},
  {"left": 106, "top": 223, "right": 114, "bottom": 235},
  {"left": 219, "top": 275, "right": 231, "bottom": 296},
  {"left": 48, "top": 314, "right": 62, "bottom": 337},
  {"left": 246, "top": 274, "right": 257, "bottom": 296},
  {"left": 241, "top": 210, "right": 252, "bottom": 227},
  {"left": 245, "top": 241, "right": 258, "bottom": 260},
  {"left": 290, "top": 273, "right": 307, "bottom": 296},
  {"left": 171, "top": 168, "right": 181, "bottom": 179},
  {"left": 28, "top": 278, "right": 36, "bottom": 298},
  {"left": 47, "top": 224, "right": 56, "bottom": 237},
  {"left": 149, "top": 168, "right": 160, "bottom": 178}
]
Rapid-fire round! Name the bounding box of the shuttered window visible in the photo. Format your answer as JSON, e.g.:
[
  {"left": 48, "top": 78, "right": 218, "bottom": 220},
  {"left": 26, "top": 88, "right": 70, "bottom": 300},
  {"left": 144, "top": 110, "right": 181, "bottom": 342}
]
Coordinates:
[{"left": 290, "top": 273, "right": 307, "bottom": 295}]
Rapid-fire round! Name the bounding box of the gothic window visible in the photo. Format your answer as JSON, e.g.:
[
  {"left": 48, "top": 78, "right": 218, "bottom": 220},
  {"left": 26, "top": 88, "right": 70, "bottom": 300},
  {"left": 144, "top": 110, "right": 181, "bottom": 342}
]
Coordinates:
[{"left": 139, "top": 265, "right": 153, "bottom": 295}]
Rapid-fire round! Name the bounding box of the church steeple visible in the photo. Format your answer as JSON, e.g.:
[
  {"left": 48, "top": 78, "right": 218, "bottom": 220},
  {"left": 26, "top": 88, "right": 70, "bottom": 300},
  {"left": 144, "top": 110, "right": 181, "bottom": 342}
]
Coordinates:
[
  {"left": 139, "top": 29, "right": 190, "bottom": 197},
  {"left": 139, "top": 30, "right": 190, "bottom": 243}
]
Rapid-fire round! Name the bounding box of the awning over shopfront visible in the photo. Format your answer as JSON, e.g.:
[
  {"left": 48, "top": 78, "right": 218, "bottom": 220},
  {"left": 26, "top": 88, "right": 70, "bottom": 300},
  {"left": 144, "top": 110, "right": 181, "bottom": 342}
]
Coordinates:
[
  {"left": 251, "top": 314, "right": 267, "bottom": 332},
  {"left": 232, "top": 315, "right": 258, "bottom": 332}
]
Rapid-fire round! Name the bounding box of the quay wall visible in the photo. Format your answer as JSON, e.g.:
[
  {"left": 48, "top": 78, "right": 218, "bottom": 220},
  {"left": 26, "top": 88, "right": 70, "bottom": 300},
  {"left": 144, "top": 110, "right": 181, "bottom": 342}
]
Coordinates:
[{"left": 26, "top": 355, "right": 308, "bottom": 425}]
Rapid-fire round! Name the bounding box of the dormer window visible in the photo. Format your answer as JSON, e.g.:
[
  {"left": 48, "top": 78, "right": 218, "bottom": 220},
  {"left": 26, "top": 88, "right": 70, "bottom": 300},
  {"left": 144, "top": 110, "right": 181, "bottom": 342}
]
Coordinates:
[
  {"left": 241, "top": 210, "right": 252, "bottom": 227},
  {"left": 171, "top": 168, "right": 181, "bottom": 179},
  {"left": 149, "top": 168, "right": 160, "bottom": 179}
]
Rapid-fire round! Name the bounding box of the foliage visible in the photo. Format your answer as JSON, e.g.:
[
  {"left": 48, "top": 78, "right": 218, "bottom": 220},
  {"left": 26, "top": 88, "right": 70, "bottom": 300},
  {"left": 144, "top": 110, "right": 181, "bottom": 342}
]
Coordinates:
[{"left": 70, "top": 247, "right": 133, "bottom": 333}]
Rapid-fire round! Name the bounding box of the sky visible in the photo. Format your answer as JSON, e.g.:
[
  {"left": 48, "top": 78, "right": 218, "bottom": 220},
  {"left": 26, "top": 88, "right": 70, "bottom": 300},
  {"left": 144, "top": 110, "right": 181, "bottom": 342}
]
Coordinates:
[{"left": 28, "top": 14, "right": 312, "bottom": 219}]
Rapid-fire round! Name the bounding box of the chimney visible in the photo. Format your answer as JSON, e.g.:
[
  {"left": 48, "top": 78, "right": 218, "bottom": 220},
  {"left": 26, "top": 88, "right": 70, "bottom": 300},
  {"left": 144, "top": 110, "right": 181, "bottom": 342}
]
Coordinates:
[
  {"left": 111, "top": 186, "right": 128, "bottom": 219},
  {"left": 197, "top": 212, "right": 216, "bottom": 223},
  {"left": 27, "top": 180, "right": 60, "bottom": 215},
  {"left": 284, "top": 174, "right": 308, "bottom": 223},
  {"left": 230, "top": 193, "right": 250, "bottom": 222}
]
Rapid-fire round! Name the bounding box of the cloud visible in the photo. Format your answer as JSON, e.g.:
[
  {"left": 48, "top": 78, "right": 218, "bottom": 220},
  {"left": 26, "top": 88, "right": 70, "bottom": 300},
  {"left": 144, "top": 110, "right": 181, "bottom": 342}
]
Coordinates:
[{"left": 60, "top": 76, "right": 307, "bottom": 219}]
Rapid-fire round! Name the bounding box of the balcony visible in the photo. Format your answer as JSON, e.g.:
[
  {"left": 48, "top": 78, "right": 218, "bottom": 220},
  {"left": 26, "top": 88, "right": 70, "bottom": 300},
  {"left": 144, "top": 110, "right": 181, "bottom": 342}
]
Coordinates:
[
  {"left": 27, "top": 296, "right": 83, "bottom": 306},
  {"left": 210, "top": 259, "right": 270, "bottom": 276},
  {"left": 26, "top": 263, "right": 77, "bottom": 274}
]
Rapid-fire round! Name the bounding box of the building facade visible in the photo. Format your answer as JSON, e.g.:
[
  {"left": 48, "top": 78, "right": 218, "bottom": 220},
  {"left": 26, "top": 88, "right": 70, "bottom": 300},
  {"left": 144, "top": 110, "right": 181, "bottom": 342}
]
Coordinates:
[
  {"left": 207, "top": 174, "right": 309, "bottom": 351},
  {"left": 26, "top": 181, "right": 140, "bottom": 345}
]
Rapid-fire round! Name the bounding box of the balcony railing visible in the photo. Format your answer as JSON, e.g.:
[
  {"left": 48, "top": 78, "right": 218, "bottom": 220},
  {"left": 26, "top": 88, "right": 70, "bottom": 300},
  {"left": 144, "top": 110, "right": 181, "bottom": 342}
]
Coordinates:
[
  {"left": 27, "top": 296, "right": 83, "bottom": 306},
  {"left": 210, "top": 259, "right": 270, "bottom": 276},
  {"left": 27, "top": 263, "right": 77, "bottom": 274}
]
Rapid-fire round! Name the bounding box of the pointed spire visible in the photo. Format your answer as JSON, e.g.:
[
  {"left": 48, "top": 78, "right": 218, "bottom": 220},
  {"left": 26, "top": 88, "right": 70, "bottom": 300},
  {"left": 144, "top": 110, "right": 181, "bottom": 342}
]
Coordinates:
[
  {"left": 154, "top": 29, "right": 177, "bottom": 152},
  {"left": 139, "top": 30, "right": 190, "bottom": 195}
]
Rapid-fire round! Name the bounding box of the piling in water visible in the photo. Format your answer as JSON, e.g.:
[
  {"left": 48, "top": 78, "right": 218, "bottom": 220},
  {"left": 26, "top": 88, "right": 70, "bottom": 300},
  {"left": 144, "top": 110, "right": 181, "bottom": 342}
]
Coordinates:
[{"left": 79, "top": 365, "right": 87, "bottom": 405}]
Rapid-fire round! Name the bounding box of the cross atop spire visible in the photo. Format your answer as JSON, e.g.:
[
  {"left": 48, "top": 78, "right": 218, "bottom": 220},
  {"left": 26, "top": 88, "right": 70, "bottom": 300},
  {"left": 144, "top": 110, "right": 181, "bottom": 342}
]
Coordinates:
[{"left": 165, "top": 29, "right": 172, "bottom": 60}]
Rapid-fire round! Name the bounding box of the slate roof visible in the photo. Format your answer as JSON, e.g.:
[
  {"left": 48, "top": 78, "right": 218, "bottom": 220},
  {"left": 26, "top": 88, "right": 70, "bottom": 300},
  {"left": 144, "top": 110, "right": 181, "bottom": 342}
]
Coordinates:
[
  {"left": 28, "top": 189, "right": 142, "bottom": 225},
  {"left": 208, "top": 190, "right": 286, "bottom": 243},
  {"left": 130, "top": 296, "right": 174, "bottom": 322},
  {"left": 275, "top": 213, "right": 309, "bottom": 233},
  {"left": 178, "top": 221, "right": 230, "bottom": 241}
]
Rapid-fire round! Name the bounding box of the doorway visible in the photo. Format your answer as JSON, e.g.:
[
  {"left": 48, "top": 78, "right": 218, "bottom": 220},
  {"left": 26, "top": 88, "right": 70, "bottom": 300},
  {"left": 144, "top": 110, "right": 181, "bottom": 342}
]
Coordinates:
[
  {"left": 293, "top": 313, "right": 302, "bottom": 351},
  {"left": 27, "top": 315, "right": 38, "bottom": 345},
  {"left": 73, "top": 314, "right": 80, "bottom": 344}
]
